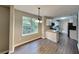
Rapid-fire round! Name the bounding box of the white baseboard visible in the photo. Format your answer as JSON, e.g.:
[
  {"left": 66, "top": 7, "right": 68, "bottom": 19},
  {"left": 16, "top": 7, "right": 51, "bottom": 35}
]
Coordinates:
[
  {"left": 14, "top": 36, "right": 41, "bottom": 47},
  {"left": 9, "top": 50, "right": 14, "bottom": 54},
  {"left": 41, "top": 37, "right": 46, "bottom": 39},
  {"left": 0, "top": 50, "right": 9, "bottom": 54}
]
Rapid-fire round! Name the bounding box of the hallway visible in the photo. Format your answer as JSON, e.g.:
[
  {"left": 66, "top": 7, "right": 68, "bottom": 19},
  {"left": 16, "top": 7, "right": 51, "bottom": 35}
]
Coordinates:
[
  {"left": 13, "top": 33, "right": 79, "bottom": 54},
  {"left": 57, "top": 33, "right": 78, "bottom": 54}
]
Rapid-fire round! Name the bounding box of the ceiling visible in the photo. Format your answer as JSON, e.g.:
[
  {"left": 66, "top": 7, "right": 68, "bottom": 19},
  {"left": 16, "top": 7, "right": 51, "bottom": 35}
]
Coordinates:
[{"left": 14, "top": 5, "right": 79, "bottom": 17}]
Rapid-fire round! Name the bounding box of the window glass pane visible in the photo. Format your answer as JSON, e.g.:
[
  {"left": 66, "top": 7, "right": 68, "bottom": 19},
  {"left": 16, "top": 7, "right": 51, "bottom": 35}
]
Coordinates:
[
  {"left": 22, "top": 16, "right": 31, "bottom": 34},
  {"left": 22, "top": 16, "right": 38, "bottom": 36},
  {"left": 31, "top": 18, "right": 38, "bottom": 32}
]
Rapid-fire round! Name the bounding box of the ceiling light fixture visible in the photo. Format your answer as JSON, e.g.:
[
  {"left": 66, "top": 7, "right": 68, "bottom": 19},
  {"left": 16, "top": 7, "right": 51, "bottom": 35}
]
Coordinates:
[{"left": 37, "top": 7, "right": 42, "bottom": 23}]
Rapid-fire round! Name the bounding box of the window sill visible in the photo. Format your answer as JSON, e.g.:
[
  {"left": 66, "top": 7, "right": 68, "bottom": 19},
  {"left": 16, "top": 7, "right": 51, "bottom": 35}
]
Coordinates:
[{"left": 22, "top": 32, "right": 38, "bottom": 37}]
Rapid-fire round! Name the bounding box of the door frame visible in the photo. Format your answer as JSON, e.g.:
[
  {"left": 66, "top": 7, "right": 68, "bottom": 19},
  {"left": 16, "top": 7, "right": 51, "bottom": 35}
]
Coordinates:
[{"left": 9, "top": 5, "right": 15, "bottom": 53}]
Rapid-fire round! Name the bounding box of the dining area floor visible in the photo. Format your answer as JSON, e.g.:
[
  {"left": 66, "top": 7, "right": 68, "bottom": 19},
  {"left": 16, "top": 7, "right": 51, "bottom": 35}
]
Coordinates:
[{"left": 13, "top": 33, "right": 79, "bottom": 54}]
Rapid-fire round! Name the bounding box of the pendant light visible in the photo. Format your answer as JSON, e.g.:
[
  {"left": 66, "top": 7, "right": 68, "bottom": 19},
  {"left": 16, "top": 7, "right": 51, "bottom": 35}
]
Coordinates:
[{"left": 37, "top": 7, "right": 42, "bottom": 23}]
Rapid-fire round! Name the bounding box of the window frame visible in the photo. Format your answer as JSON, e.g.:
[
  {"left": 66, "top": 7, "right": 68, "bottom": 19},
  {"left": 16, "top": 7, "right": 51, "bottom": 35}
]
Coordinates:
[{"left": 22, "top": 16, "right": 38, "bottom": 36}]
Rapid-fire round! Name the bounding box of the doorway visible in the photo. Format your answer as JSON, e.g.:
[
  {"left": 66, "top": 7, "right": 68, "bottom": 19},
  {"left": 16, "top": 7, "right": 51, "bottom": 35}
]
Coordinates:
[{"left": 60, "top": 19, "right": 69, "bottom": 34}]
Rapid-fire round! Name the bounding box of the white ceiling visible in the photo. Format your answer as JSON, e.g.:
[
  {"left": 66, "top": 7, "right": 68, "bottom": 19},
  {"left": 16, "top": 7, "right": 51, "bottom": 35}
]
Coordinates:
[{"left": 14, "top": 5, "right": 79, "bottom": 17}]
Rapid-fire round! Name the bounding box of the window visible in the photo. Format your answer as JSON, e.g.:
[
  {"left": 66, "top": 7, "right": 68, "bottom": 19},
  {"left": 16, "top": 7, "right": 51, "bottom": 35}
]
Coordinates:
[{"left": 22, "top": 16, "right": 38, "bottom": 36}]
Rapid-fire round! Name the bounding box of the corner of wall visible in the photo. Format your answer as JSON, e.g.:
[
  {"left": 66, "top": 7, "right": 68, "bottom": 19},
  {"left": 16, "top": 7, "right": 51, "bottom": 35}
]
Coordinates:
[{"left": 0, "top": 50, "right": 9, "bottom": 54}]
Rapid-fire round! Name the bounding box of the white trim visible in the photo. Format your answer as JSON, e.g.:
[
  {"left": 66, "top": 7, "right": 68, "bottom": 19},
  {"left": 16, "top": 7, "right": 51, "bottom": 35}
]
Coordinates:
[
  {"left": 22, "top": 16, "right": 39, "bottom": 37},
  {"left": 9, "top": 50, "right": 15, "bottom": 54},
  {"left": 0, "top": 50, "right": 9, "bottom": 54},
  {"left": 22, "top": 31, "right": 38, "bottom": 36},
  {"left": 14, "top": 36, "right": 41, "bottom": 47},
  {"left": 77, "top": 44, "right": 79, "bottom": 51},
  {"left": 9, "top": 6, "right": 15, "bottom": 54}
]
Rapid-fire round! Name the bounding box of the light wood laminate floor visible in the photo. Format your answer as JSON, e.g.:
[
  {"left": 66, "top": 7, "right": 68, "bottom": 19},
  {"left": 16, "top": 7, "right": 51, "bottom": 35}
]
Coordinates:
[{"left": 13, "top": 33, "right": 79, "bottom": 54}]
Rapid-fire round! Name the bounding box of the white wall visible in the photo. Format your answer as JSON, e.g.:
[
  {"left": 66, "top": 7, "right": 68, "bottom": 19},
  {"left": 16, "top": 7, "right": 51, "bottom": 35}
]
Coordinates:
[
  {"left": 14, "top": 10, "right": 42, "bottom": 47},
  {"left": 60, "top": 20, "right": 69, "bottom": 34},
  {"left": 78, "top": 12, "right": 79, "bottom": 50}
]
